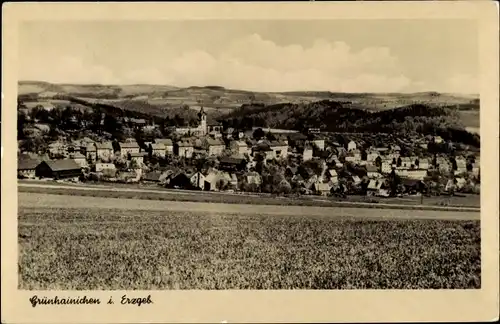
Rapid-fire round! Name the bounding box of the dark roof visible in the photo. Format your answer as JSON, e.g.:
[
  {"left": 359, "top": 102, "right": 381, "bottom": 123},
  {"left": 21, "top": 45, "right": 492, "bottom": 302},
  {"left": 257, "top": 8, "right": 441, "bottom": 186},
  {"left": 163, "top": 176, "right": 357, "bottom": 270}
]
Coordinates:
[
  {"left": 287, "top": 133, "right": 308, "bottom": 141},
  {"left": 18, "top": 159, "right": 40, "bottom": 170},
  {"left": 43, "top": 159, "right": 81, "bottom": 171},
  {"left": 120, "top": 142, "right": 139, "bottom": 149},
  {"left": 366, "top": 165, "right": 378, "bottom": 173},
  {"left": 95, "top": 142, "right": 113, "bottom": 150}
]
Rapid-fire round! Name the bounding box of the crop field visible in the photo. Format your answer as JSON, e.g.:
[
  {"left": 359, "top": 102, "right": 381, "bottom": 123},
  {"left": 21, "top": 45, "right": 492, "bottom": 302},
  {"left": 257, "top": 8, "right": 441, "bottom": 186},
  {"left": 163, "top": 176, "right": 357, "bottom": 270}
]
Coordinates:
[{"left": 18, "top": 204, "right": 480, "bottom": 290}]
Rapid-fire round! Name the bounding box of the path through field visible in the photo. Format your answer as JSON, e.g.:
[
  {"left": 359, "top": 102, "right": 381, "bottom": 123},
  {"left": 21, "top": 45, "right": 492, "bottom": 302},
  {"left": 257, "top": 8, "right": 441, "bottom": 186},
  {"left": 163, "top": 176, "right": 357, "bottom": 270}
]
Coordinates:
[{"left": 18, "top": 193, "right": 479, "bottom": 220}]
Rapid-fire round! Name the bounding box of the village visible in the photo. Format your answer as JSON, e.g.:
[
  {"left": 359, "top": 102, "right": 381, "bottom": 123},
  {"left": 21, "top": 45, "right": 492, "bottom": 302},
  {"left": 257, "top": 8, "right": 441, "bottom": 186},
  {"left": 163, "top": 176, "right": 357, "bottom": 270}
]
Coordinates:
[{"left": 17, "top": 106, "right": 481, "bottom": 199}]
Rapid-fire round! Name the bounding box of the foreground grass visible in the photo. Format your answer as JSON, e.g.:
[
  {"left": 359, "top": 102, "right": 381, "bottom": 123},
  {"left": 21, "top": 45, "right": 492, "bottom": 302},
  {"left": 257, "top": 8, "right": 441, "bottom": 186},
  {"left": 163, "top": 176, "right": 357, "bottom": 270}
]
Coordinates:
[{"left": 18, "top": 207, "right": 480, "bottom": 290}]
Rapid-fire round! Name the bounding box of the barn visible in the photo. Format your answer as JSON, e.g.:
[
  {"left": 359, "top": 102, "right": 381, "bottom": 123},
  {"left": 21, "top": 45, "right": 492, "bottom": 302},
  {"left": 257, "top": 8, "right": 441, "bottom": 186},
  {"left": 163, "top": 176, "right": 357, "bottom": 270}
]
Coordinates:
[
  {"left": 35, "top": 159, "right": 82, "bottom": 180},
  {"left": 18, "top": 158, "right": 40, "bottom": 179}
]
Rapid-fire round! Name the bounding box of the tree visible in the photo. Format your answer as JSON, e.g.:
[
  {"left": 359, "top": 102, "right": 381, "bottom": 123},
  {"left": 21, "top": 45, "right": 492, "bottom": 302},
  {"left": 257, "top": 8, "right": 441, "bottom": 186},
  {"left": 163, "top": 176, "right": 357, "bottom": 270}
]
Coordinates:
[
  {"left": 266, "top": 132, "right": 277, "bottom": 141},
  {"left": 17, "top": 111, "right": 26, "bottom": 139},
  {"left": 375, "top": 156, "right": 382, "bottom": 169},
  {"left": 253, "top": 128, "right": 265, "bottom": 140},
  {"left": 389, "top": 169, "right": 401, "bottom": 197}
]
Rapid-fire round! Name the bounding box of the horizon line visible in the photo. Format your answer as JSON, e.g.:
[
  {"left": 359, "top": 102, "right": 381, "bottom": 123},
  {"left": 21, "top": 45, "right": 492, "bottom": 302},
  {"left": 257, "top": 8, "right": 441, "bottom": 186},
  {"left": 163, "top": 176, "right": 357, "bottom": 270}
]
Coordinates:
[{"left": 17, "top": 80, "right": 479, "bottom": 97}]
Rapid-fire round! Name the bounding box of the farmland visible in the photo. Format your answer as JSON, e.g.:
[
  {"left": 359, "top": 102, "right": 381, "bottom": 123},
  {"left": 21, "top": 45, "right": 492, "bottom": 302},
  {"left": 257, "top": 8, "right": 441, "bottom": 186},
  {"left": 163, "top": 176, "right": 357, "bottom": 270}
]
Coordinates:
[
  {"left": 18, "top": 81, "right": 480, "bottom": 128},
  {"left": 18, "top": 193, "right": 480, "bottom": 289}
]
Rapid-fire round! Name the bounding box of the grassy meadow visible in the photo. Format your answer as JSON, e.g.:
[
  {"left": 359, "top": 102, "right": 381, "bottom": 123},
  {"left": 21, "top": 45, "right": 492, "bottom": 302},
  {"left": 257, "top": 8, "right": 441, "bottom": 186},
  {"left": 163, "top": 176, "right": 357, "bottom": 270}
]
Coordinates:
[{"left": 18, "top": 206, "right": 481, "bottom": 290}]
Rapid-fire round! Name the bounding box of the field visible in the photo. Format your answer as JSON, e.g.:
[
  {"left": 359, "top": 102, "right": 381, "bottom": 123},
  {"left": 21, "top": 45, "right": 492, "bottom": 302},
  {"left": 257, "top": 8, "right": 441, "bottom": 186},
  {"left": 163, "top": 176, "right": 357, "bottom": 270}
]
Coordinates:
[
  {"left": 18, "top": 193, "right": 480, "bottom": 290},
  {"left": 18, "top": 206, "right": 480, "bottom": 290},
  {"left": 18, "top": 81, "right": 479, "bottom": 115},
  {"left": 18, "top": 182, "right": 481, "bottom": 211}
]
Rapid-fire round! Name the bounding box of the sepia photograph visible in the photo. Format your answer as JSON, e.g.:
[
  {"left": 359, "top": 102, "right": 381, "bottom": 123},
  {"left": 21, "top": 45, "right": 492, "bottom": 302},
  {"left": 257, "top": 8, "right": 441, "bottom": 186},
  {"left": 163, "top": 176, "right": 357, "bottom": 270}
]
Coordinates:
[{"left": 2, "top": 1, "right": 499, "bottom": 323}]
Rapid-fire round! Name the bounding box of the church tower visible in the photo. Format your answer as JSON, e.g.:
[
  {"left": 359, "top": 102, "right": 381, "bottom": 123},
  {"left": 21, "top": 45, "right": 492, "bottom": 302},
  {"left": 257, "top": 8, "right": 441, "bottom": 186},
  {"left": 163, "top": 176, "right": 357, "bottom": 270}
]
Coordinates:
[{"left": 198, "top": 106, "right": 207, "bottom": 136}]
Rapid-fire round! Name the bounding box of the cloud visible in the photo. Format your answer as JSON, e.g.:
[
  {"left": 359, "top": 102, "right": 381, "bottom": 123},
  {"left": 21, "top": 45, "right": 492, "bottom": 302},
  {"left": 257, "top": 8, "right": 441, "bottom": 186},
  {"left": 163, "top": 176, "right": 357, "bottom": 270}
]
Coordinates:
[
  {"left": 19, "top": 34, "right": 477, "bottom": 94},
  {"left": 21, "top": 56, "right": 121, "bottom": 85}
]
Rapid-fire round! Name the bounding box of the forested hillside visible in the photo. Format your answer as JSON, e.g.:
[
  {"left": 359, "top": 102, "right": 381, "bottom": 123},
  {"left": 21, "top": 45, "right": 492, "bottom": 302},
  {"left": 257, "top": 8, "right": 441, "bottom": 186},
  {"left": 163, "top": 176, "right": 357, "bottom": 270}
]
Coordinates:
[{"left": 222, "top": 100, "right": 480, "bottom": 147}]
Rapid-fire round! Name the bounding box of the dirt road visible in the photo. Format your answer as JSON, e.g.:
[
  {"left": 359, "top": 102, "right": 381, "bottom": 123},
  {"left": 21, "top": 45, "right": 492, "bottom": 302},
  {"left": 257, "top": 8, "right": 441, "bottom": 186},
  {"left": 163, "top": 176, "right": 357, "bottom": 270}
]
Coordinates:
[{"left": 18, "top": 192, "right": 480, "bottom": 221}]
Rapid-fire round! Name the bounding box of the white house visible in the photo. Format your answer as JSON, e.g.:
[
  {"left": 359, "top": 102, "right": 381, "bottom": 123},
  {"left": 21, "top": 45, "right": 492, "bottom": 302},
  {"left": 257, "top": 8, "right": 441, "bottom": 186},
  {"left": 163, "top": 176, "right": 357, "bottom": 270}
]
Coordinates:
[
  {"left": 176, "top": 140, "right": 194, "bottom": 158},
  {"left": 381, "top": 161, "right": 393, "bottom": 174},
  {"left": 230, "top": 140, "right": 250, "bottom": 156},
  {"left": 366, "top": 165, "right": 382, "bottom": 179},
  {"left": 85, "top": 144, "right": 97, "bottom": 162},
  {"left": 347, "top": 140, "right": 357, "bottom": 152},
  {"left": 417, "top": 158, "right": 430, "bottom": 170},
  {"left": 203, "top": 138, "right": 225, "bottom": 157},
  {"left": 150, "top": 143, "right": 166, "bottom": 158},
  {"left": 303, "top": 145, "right": 313, "bottom": 161},
  {"left": 119, "top": 142, "right": 140, "bottom": 158},
  {"left": 269, "top": 141, "right": 289, "bottom": 159},
  {"left": 190, "top": 172, "right": 206, "bottom": 190},
  {"left": 95, "top": 142, "right": 114, "bottom": 161},
  {"left": 327, "top": 169, "right": 338, "bottom": 185},
  {"left": 366, "top": 150, "right": 379, "bottom": 162},
  {"left": 155, "top": 138, "right": 174, "bottom": 155},
  {"left": 455, "top": 156, "right": 468, "bottom": 174},
  {"left": 130, "top": 152, "right": 146, "bottom": 166},
  {"left": 95, "top": 162, "right": 116, "bottom": 173},
  {"left": 395, "top": 169, "right": 428, "bottom": 180},
  {"left": 312, "top": 138, "right": 325, "bottom": 151},
  {"left": 71, "top": 153, "right": 87, "bottom": 168},
  {"left": 434, "top": 136, "right": 444, "bottom": 144}
]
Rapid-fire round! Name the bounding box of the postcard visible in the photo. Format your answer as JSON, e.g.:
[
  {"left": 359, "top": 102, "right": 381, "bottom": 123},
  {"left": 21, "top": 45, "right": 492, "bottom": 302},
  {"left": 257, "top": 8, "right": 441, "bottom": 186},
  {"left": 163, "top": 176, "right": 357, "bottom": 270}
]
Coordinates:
[{"left": 2, "top": 1, "right": 499, "bottom": 323}]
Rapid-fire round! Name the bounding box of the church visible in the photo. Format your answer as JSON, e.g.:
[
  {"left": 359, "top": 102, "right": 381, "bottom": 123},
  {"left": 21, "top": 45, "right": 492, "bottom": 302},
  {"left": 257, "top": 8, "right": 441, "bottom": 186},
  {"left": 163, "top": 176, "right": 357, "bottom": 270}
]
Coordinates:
[{"left": 174, "top": 107, "right": 222, "bottom": 136}]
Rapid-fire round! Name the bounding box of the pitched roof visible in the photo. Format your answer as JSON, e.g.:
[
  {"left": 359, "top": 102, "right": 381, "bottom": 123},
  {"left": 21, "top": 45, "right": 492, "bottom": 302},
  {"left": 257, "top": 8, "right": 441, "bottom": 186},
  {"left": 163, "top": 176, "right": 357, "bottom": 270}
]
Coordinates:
[
  {"left": 328, "top": 169, "right": 338, "bottom": 177},
  {"left": 231, "top": 140, "right": 248, "bottom": 148},
  {"left": 150, "top": 143, "right": 165, "bottom": 150},
  {"left": 18, "top": 158, "right": 40, "bottom": 170},
  {"left": 44, "top": 159, "right": 81, "bottom": 171},
  {"left": 366, "top": 165, "right": 378, "bottom": 173},
  {"left": 72, "top": 152, "right": 86, "bottom": 159},
  {"left": 288, "top": 133, "right": 307, "bottom": 141},
  {"left": 120, "top": 142, "right": 139, "bottom": 149},
  {"left": 86, "top": 144, "right": 97, "bottom": 152},
  {"left": 155, "top": 138, "right": 173, "bottom": 146},
  {"left": 205, "top": 138, "right": 224, "bottom": 146},
  {"left": 95, "top": 142, "right": 113, "bottom": 150}
]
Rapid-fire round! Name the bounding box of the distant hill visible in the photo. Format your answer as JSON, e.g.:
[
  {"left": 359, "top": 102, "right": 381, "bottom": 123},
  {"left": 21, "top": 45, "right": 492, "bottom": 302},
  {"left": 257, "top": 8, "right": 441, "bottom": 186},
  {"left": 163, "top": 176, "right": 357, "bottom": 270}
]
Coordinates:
[
  {"left": 18, "top": 80, "right": 479, "bottom": 110},
  {"left": 221, "top": 100, "right": 480, "bottom": 147},
  {"left": 18, "top": 81, "right": 180, "bottom": 99},
  {"left": 18, "top": 80, "right": 479, "bottom": 130}
]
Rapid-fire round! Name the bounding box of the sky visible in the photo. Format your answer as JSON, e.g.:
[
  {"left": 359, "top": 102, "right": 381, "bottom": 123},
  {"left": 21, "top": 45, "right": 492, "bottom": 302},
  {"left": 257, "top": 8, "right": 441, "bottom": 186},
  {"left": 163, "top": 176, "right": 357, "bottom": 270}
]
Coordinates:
[{"left": 18, "top": 20, "right": 478, "bottom": 94}]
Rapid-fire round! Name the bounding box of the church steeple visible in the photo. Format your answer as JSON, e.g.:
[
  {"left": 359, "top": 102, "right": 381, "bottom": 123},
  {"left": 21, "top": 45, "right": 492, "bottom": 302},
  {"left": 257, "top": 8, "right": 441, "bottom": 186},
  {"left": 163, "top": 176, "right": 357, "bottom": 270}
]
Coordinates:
[{"left": 199, "top": 106, "right": 207, "bottom": 135}]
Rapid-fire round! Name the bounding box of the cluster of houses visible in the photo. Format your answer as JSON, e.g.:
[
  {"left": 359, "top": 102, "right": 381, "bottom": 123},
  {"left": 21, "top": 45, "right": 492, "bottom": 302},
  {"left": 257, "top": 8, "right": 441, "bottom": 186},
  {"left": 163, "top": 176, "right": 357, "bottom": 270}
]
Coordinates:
[{"left": 18, "top": 107, "right": 480, "bottom": 197}]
